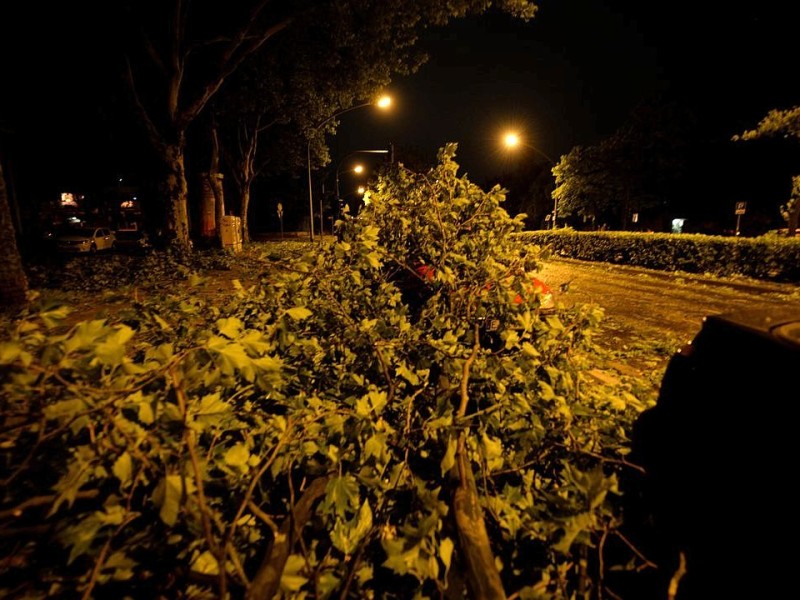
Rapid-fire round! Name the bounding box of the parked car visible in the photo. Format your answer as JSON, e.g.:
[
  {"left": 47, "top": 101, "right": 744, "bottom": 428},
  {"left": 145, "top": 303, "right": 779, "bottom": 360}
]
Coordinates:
[
  {"left": 56, "top": 227, "right": 116, "bottom": 254},
  {"left": 113, "top": 229, "right": 153, "bottom": 253},
  {"left": 627, "top": 307, "right": 800, "bottom": 598}
]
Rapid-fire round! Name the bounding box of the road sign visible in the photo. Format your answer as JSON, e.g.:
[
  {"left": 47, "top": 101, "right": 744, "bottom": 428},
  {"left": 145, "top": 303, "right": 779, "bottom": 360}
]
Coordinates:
[{"left": 735, "top": 202, "right": 747, "bottom": 215}]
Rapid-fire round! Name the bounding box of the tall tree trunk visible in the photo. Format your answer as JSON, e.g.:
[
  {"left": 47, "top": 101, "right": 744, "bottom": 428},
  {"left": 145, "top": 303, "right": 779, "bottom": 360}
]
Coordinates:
[
  {"left": 229, "top": 123, "right": 257, "bottom": 244},
  {"left": 163, "top": 139, "right": 192, "bottom": 252},
  {"left": 210, "top": 122, "right": 226, "bottom": 244},
  {"left": 240, "top": 183, "right": 251, "bottom": 243},
  {"left": 0, "top": 160, "right": 29, "bottom": 309}
]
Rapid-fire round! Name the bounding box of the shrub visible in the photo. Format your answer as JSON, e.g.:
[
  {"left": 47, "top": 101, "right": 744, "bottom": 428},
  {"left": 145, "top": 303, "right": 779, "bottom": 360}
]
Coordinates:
[
  {"left": 1, "top": 146, "right": 645, "bottom": 598},
  {"left": 517, "top": 230, "right": 800, "bottom": 282}
]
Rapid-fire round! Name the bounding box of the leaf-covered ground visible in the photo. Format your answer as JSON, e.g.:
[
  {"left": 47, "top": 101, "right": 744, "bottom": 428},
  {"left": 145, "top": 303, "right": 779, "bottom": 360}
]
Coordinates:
[
  {"left": 16, "top": 241, "right": 797, "bottom": 407},
  {"left": 538, "top": 257, "right": 800, "bottom": 397}
]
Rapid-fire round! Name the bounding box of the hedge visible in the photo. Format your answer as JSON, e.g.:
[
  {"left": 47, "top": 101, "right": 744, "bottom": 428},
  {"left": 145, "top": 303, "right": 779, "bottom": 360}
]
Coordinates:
[{"left": 514, "top": 230, "right": 800, "bottom": 283}]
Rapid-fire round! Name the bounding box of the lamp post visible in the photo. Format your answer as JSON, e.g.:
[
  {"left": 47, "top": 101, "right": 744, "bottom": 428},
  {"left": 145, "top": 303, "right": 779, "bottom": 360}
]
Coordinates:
[
  {"left": 502, "top": 131, "right": 558, "bottom": 229},
  {"left": 306, "top": 95, "right": 391, "bottom": 242}
]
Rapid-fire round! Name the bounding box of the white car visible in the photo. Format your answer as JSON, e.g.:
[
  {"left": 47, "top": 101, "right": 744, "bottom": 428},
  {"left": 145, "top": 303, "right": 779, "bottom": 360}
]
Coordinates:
[{"left": 56, "top": 227, "right": 116, "bottom": 254}]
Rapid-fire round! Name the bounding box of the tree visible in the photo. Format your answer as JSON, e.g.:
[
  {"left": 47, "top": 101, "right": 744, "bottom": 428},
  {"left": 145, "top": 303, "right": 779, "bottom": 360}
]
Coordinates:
[
  {"left": 734, "top": 106, "right": 800, "bottom": 235},
  {"left": 120, "top": 1, "right": 538, "bottom": 250},
  {"left": 552, "top": 100, "right": 691, "bottom": 229},
  {"left": 552, "top": 144, "right": 617, "bottom": 228},
  {"left": 120, "top": 1, "right": 295, "bottom": 252},
  {"left": 494, "top": 157, "right": 555, "bottom": 229},
  {"left": 0, "top": 158, "right": 28, "bottom": 309}
]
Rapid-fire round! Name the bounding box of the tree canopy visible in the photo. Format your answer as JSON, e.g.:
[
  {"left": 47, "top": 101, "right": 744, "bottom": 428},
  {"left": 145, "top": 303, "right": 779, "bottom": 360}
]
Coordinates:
[
  {"left": 735, "top": 105, "right": 800, "bottom": 235},
  {"left": 552, "top": 100, "right": 691, "bottom": 230},
  {"left": 116, "top": 0, "right": 539, "bottom": 249}
]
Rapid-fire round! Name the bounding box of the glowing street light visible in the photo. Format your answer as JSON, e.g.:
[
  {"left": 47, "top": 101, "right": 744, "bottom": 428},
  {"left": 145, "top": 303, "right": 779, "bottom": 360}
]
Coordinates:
[
  {"left": 501, "top": 130, "right": 558, "bottom": 229},
  {"left": 503, "top": 132, "right": 521, "bottom": 149},
  {"left": 334, "top": 150, "right": 389, "bottom": 222},
  {"left": 306, "top": 95, "right": 392, "bottom": 241}
]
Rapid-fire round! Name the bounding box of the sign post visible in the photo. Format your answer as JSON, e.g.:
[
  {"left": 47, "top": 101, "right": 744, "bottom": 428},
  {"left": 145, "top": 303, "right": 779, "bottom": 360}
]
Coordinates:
[
  {"left": 734, "top": 202, "right": 747, "bottom": 236},
  {"left": 277, "top": 202, "right": 284, "bottom": 239}
]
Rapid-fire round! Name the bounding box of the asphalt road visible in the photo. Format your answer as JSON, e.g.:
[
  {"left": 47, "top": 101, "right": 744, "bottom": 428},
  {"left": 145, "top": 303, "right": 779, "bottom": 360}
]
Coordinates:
[{"left": 538, "top": 258, "right": 800, "bottom": 350}]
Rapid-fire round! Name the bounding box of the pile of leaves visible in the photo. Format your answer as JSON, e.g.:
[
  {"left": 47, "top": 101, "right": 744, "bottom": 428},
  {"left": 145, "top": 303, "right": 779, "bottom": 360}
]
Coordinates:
[
  {"left": 22, "top": 245, "right": 288, "bottom": 294},
  {"left": 1, "top": 146, "right": 649, "bottom": 598}
]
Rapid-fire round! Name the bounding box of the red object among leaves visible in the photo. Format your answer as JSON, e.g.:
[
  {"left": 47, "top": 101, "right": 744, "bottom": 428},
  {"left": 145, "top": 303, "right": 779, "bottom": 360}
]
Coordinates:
[{"left": 413, "top": 264, "right": 554, "bottom": 309}]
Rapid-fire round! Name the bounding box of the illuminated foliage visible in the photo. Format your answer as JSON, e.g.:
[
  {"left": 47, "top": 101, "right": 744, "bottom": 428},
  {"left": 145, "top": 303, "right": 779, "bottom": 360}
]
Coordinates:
[
  {"left": 735, "top": 105, "right": 800, "bottom": 235},
  {"left": 0, "top": 147, "right": 646, "bottom": 598}
]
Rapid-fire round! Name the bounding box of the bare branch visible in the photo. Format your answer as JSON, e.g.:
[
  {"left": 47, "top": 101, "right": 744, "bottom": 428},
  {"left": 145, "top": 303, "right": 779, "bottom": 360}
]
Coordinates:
[
  {"left": 123, "top": 55, "right": 166, "bottom": 152},
  {"left": 178, "top": 17, "right": 292, "bottom": 129}
]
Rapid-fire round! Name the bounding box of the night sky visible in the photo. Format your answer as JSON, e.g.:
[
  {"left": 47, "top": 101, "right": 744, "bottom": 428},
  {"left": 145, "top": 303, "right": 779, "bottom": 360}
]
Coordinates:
[
  {"left": 337, "top": 0, "right": 800, "bottom": 182},
  {"left": 2, "top": 0, "right": 799, "bottom": 227}
]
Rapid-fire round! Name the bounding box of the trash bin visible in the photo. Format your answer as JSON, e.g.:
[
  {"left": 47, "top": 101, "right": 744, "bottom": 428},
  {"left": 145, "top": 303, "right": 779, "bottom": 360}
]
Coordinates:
[
  {"left": 626, "top": 308, "right": 800, "bottom": 598},
  {"left": 220, "top": 215, "right": 242, "bottom": 253}
]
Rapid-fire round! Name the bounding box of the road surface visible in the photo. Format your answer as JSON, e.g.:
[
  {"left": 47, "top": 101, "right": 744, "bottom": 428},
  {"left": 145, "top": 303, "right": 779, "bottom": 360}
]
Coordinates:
[{"left": 538, "top": 257, "right": 800, "bottom": 351}]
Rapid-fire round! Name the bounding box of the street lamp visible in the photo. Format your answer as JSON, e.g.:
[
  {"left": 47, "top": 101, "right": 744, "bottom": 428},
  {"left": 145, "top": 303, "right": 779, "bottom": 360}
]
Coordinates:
[
  {"left": 306, "top": 95, "right": 392, "bottom": 242},
  {"left": 502, "top": 130, "right": 558, "bottom": 229},
  {"left": 335, "top": 149, "right": 389, "bottom": 219}
]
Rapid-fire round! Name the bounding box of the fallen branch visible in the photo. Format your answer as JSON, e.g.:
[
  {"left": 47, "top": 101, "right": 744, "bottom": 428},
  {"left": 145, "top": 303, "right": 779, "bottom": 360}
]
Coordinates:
[
  {"left": 246, "top": 475, "right": 331, "bottom": 600},
  {"left": 451, "top": 324, "right": 506, "bottom": 599}
]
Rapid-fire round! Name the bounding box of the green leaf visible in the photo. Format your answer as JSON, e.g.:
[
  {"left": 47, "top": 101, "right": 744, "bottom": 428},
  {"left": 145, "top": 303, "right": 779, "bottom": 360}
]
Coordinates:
[
  {"left": 93, "top": 325, "right": 134, "bottom": 366},
  {"left": 216, "top": 316, "right": 244, "bottom": 339},
  {"left": 43, "top": 399, "right": 88, "bottom": 422},
  {"left": 59, "top": 514, "right": 104, "bottom": 564},
  {"left": 325, "top": 475, "right": 360, "bottom": 517},
  {"left": 63, "top": 319, "right": 108, "bottom": 354},
  {"left": 211, "top": 341, "right": 255, "bottom": 381},
  {"left": 364, "top": 433, "right": 388, "bottom": 463},
  {"left": 382, "top": 538, "right": 420, "bottom": 576},
  {"left": 482, "top": 433, "right": 503, "bottom": 460},
  {"left": 191, "top": 550, "right": 219, "bottom": 575},
  {"left": 281, "top": 554, "right": 308, "bottom": 593},
  {"left": 355, "top": 395, "right": 371, "bottom": 418},
  {"left": 554, "top": 512, "right": 594, "bottom": 554},
  {"left": 138, "top": 401, "right": 155, "bottom": 425},
  {"left": 331, "top": 501, "right": 373, "bottom": 555},
  {"left": 286, "top": 306, "right": 313, "bottom": 320},
  {"left": 195, "top": 392, "right": 229, "bottom": 416},
  {"left": 154, "top": 475, "right": 183, "bottom": 526},
  {"left": 440, "top": 537, "right": 454, "bottom": 577},
  {"left": 224, "top": 444, "right": 250, "bottom": 469},
  {"left": 353, "top": 501, "right": 373, "bottom": 541},
  {"left": 0, "top": 341, "right": 22, "bottom": 364},
  {"left": 112, "top": 452, "right": 133, "bottom": 486},
  {"left": 105, "top": 550, "right": 137, "bottom": 581},
  {"left": 440, "top": 436, "right": 457, "bottom": 475},
  {"left": 368, "top": 389, "right": 387, "bottom": 414},
  {"left": 396, "top": 363, "right": 420, "bottom": 385}
]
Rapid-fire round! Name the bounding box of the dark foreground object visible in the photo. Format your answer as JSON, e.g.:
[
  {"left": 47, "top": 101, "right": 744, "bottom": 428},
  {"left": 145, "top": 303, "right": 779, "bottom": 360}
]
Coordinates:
[{"left": 626, "top": 308, "right": 800, "bottom": 598}]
